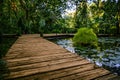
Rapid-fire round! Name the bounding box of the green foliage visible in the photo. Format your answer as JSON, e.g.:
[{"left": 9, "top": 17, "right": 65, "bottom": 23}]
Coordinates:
[
  {"left": 73, "top": 28, "right": 98, "bottom": 47},
  {"left": 0, "top": 0, "right": 119, "bottom": 34},
  {"left": 0, "top": 0, "right": 68, "bottom": 34},
  {"left": 0, "top": 59, "right": 9, "bottom": 80},
  {"left": 0, "top": 37, "right": 17, "bottom": 58},
  {"left": 74, "top": 0, "right": 88, "bottom": 28},
  {"left": 73, "top": 0, "right": 119, "bottom": 35}
]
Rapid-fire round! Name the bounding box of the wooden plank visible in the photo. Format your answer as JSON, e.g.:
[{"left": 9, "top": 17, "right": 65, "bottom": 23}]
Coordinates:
[
  {"left": 7, "top": 52, "right": 71, "bottom": 63},
  {"left": 9, "top": 56, "right": 83, "bottom": 72},
  {"left": 5, "top": 49, "right": 69, "bottom": 59},
  {"left": 7, "top": 53, "right": 77, "bottom": 67},
  {"left": 43, "top": 34, "right": 74, "bottom": 38},
  {"left": 54, "top": 68, "right": 110, "bottom": 80},
  {"left": 38, "top": 63, "right": 95, "bottom": 80},
  {"left": 5, "top": 36, "right": 67, "bottom": 57},
  {"left": 5, "top": 39, "right": 68, "bottom": 59},
  {"left": 94, "top": 73, "right": 119, "bottom": 80},
  {"left": 14, "top": 64, "right": 91, "bottom": 80},
  {"left": 2, "top": 34, "right": 19, "bottom": 38},
  {"left": 5, "top": 59, "right": 90, "bottom": 79},
  {"left": 76, "top": 69, "right": 110, "bottom": 80}
]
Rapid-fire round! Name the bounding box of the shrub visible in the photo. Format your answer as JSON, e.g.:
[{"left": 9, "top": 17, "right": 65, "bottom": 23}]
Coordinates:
[{"left": 73, "top": 27, "right": 98, "bottom": 47}]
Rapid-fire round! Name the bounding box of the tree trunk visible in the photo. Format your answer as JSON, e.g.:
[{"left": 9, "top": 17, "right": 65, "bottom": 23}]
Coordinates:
[
  {"left": 0, "top": 31, "right": 3, "bottom": 44},
  {"left": 40, "top": 32, "right": 43, "bottom": 37},
  {"left": 116, "top": 20, "right": 119, "bottom": 35},
  {"left": 0, "top": 0, "right": 3, "bottom": 43},
  {"left": 116, "top": 0, "right": 120, "bottom": 36}
]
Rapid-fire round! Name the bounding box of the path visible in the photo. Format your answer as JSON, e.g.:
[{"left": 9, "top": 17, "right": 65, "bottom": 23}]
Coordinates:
[{"left": 3, "top": 34, "right": 119, "bottom": 80}]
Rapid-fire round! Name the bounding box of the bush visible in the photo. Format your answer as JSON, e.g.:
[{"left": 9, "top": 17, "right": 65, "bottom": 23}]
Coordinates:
[{"left": 73, "top": 27, "right": 98, "bottom": 47}]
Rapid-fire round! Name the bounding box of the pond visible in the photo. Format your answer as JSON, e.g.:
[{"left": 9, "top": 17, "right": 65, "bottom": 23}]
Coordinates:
[{"left": 47, "top": 37, "right": 120, "bottom": 75}]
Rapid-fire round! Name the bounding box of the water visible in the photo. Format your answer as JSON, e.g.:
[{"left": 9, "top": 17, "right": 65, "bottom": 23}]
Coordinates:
[{"left": 48, "top": 37, "right": 120, "bottom": 75}]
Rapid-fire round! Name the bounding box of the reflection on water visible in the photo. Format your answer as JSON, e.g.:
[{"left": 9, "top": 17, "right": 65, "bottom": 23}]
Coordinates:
[{"left": 48, "top": 37, "right": 120, "bottom": 75}]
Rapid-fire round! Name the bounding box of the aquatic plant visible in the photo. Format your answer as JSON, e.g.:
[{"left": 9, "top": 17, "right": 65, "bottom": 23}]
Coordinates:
[{"left": 73, "top": 27, "right": 98, "bottom": 47}]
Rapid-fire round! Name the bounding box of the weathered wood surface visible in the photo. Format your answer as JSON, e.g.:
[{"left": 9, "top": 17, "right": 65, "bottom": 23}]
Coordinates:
[
  {"left": 43, "top": 33, "right": 115, "bottom": 37},
  {"left": 2, "top": 34, "right": 19, "bottom": 38},
  {"left": 43, "top": 34, "right": 74, "bottom": 38},
  {"left": 3, "top": 34, "right": 119, "bottom": 80}
]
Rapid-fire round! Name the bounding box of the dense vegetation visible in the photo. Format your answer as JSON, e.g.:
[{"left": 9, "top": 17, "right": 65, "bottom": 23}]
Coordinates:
[
  {"left": 0, "top": 0, "right": 73, "bottom": 34},
  {"left": 74, "top": 0, "right": 120, "bottom": 35},
  {"left": 0, "top": 0, "right": 119, "bottom": 35}
]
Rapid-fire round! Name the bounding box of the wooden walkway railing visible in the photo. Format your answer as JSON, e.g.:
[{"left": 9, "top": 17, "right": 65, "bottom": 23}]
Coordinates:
[{"left": 3, "top": 34, "right": 119, "bottom": 80}]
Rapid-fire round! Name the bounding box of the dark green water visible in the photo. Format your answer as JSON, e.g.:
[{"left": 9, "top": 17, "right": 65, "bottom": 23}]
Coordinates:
[{"left": 48, "top": 37, "right": 120, "bottom": 75}]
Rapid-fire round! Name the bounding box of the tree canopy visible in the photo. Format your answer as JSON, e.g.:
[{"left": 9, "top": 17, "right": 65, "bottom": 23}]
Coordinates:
[
  {"left": 0, "top": 0, "right": 119, "bottom": 35},
  {"left": 0, "top": 0, "right": 68, "bottom": 34}
]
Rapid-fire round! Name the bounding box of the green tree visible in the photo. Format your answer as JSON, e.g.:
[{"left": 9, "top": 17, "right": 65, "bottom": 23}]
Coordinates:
[
  {"left": 74, "top": 0, "right": 89, "bottom": 28},
  {"left": 0, "top": 0, "right": 68, "bottom": 34},
  {"left": 89, "top": 0, "right": 104, "bottom": 34}
]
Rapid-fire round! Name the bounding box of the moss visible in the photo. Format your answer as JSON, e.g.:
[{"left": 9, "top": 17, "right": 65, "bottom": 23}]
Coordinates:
[{"left": 73, "top": 27, "right": 98, "bottom": 47}]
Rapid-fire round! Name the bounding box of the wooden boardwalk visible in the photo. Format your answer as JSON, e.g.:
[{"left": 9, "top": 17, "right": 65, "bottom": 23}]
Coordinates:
[{"left": 3, "top": 34, "right": 119, "bottom": 80}]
